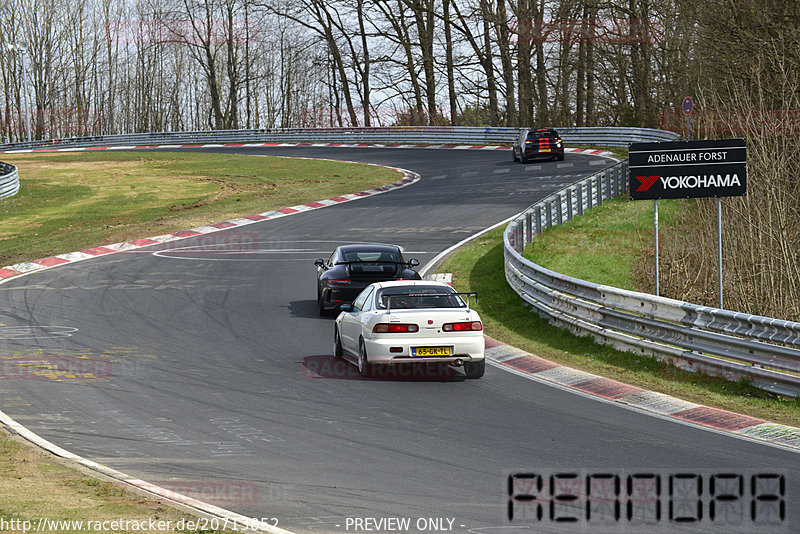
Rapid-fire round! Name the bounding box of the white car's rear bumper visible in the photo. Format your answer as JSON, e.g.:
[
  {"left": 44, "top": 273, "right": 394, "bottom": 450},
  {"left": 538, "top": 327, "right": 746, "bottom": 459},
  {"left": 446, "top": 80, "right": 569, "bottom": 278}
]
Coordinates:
[{"left": 363, "top": 334, "right": 484, "bottom": 364}]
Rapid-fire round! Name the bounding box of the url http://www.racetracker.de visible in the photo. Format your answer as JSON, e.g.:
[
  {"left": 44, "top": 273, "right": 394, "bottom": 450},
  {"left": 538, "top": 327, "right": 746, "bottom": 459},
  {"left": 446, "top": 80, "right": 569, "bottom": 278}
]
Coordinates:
[{"left": 0, "top": 516, "right": 280, "bottom": 532}]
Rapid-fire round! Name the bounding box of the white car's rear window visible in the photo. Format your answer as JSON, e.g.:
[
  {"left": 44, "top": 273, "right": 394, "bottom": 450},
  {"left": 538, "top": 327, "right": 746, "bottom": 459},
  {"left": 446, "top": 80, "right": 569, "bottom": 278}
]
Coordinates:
[{"left": 376, "top": 286, "right": 466, "bottom": 309}]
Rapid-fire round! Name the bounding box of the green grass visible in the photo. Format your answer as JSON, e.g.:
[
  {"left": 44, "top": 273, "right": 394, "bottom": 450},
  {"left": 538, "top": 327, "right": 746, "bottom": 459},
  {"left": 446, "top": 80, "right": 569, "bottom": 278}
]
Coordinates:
[
  {"left": 0, "top": 152, "right": 400, "bottom": 267},
  {"left": 0, "top": 429, "right": 225, "bottom": 533},
  {"left": 438, "top": 225, "right": 800, "bottom": 427},
  {"left": 524, "top": 196, "right": 680, "bottom": 290}
]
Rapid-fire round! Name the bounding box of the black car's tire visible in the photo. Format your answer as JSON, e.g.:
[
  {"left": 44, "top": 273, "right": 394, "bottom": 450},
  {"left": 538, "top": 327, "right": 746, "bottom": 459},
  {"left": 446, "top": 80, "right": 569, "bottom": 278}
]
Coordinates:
[
  {"left": 557, "top": 153, "right": 565, "bottom": 161},
  {"left": 333, "top": 328, "right": 343, "bottom": 360},
  {"left": 358, "top": 340, "right": 373, "bottom": 378},
  {"left": 464, "top": 359, "right": 485, "bottom": 379},
  {"left": 318, "top": 293, "right": 331, "bottom": 316},
  {"left": 512, "top": 150, "right": 518, "bottom": 162}
]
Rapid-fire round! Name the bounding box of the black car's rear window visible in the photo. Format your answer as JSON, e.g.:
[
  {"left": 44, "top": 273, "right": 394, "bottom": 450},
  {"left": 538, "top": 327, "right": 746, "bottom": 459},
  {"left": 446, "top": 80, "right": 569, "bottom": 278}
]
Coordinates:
[
  {"left": 526, "top": 130, "right": 557, "bottom": 140},
  {"left": 341, "top": 250, "right": 401, "bottom": 262},
  {"left": 376, "top": 286, "right": 465, "bottom": 309}
]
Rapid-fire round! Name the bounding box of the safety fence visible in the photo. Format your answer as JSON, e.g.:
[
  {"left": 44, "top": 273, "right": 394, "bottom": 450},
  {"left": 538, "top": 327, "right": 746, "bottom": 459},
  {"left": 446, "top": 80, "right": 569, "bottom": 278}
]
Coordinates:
[
  {"left": 0, "top": 125, "right": 679, "bottom": 151},
  {"left": 504, "top": 156, "right": 800, "bottom": 397},
  {"left": 0, "top": 162, "right": 19, "bottom": 199}
]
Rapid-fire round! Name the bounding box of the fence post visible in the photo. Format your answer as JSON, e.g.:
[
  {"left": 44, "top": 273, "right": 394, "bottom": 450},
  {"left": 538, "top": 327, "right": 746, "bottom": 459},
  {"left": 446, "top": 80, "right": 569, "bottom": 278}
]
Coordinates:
[
  {"left": 525, "top": 211, "right": 532, "bottom": 243},
  {"left": 567, "top": 188, "right": 574, "bottom": 221},
  {"left": 535, "top": 206, "right": 542, "bottom": 235},
  {"left": 622, "top": 161, "right": 629, "bottom": 193},
  {"left": 556, "top": 194, "right": 563, "bottom": 225},
  {"left": 577, "top": 184, "right": 584, "bottom": 216},
  {"left": 545, "top": 200, "right": 552, "bottom": 229},
  {"left": 597, "top": 175, "right": 603, "bottom": 206}
]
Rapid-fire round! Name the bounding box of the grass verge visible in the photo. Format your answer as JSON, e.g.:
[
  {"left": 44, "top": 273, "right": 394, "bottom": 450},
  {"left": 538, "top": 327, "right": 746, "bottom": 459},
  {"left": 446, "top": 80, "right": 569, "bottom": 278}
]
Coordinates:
[
  {"left": 0, "top": 151, "right": 400, "bottom": 267},
  {"left": 0, "top": 428, "right": 225, "bottom": 533},
  {"left": 438, "top": 224, "right": 800, "bottom": 427}
]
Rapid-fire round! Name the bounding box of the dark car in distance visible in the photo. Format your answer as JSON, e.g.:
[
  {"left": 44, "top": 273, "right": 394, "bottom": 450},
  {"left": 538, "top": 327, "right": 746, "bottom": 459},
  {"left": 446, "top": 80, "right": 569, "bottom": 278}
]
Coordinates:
[
  {"left": 314, "top": 244, "right": 421, "bottom": 316},
  {"left": 512, "top": 128, "right": 565, "bottom": 163}
]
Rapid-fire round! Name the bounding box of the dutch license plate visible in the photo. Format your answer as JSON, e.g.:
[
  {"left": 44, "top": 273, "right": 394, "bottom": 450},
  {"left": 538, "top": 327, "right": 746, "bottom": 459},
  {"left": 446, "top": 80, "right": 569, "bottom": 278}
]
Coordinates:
[
  {"left": 412, "top": 346, "right": 452, "bottom": 357},
  {"left": 539, "top": 148, "right": 551, "bottom": 152}
]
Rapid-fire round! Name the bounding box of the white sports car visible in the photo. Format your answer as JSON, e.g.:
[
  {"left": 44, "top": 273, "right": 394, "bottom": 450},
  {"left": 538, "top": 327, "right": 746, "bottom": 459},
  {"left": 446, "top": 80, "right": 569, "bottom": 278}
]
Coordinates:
[{"left": 333, "top": 280, "right": 485, "bottom": 379}]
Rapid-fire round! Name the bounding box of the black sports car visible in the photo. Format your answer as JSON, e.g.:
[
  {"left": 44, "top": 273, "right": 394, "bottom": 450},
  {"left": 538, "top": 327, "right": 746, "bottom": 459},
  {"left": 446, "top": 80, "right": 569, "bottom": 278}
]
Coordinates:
[{"left": 314, "top": 244, "right": 421, "bottom": 315}]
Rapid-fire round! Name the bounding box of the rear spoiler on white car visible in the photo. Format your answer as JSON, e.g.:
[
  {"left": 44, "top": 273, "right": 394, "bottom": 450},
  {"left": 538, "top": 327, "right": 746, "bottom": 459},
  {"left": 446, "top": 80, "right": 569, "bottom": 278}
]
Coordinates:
[{"left": 384, "top": 292, "right": 477, "bottom": 313}]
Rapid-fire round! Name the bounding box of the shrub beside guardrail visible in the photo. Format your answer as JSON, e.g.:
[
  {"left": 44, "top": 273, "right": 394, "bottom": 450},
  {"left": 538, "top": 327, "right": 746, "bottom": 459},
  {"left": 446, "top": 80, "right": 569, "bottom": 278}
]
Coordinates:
[{"left": 503, "top": 154, "right": 800, "bottom": 398}]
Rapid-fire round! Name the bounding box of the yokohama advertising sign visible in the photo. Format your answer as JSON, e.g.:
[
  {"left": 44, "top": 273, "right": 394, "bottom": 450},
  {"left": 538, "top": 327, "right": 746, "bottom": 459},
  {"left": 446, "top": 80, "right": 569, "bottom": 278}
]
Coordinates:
[{"left": 629, "top": 139, "right": 746, "bottom": 200}]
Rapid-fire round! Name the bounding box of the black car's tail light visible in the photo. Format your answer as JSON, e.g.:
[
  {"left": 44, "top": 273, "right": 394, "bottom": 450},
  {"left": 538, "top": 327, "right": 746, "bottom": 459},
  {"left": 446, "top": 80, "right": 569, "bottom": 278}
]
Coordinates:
[
  {"left": 373, "top": 323, "right": 419, "bottom": 333},
  {"left": 328, "top": 279, "right": 350, "bottom": 286}
]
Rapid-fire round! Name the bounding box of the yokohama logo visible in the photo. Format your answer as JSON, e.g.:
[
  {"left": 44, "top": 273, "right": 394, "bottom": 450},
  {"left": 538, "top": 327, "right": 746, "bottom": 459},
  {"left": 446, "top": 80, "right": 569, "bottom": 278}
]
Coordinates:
[
  {"left": 635, "top": 175, "right": 659, "bottom": 192},
  {"left": 635, "top": 174, "right": 742, "bottom": 191}
]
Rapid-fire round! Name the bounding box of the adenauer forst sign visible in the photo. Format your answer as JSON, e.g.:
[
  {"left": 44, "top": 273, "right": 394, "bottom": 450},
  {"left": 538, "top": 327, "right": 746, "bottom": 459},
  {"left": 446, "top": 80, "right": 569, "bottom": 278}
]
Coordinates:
[{"left": 629, "top": 139, "right": 747, "bottom": 200}]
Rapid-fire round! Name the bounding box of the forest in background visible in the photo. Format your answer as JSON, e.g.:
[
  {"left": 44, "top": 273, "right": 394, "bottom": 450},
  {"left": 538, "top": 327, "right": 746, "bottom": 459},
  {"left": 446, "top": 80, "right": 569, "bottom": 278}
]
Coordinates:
[
  {"left": 0, "top": 0, "right": 739, "bottom": 138},
  {"left": 1, "top": 0, "right": 798, "bottom": 319}
]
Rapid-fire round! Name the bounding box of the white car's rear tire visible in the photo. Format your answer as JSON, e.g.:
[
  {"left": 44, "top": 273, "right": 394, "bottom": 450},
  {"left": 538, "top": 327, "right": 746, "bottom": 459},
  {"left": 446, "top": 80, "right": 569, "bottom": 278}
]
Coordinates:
[
  {"left": 358, "top": 340, "right": 373, "bottom": 378},
  {"left": 333, "top": 328, "right": 343, "bottom": 360},
  {"left": 464, "top": 359, "right": 485, "bottom": 379}
]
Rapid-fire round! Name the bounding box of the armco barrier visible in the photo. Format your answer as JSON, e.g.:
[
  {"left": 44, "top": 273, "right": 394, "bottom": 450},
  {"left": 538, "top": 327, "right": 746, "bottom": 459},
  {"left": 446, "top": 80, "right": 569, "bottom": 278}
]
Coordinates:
[
  {"left": 504, "top": 157, "right": 800, "bottom": 398},
  {"left": 0, "top": 125, "right": 679, "bottom": 152},
  {"left": 0, "top": 162, "right": 19, "bottom": 199}
]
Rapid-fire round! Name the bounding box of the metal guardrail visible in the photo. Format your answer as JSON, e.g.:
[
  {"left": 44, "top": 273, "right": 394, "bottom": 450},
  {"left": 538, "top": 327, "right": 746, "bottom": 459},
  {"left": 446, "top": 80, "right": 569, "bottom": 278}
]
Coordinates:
[
  {"left": 504, "top": 156, "right": 800, "bottom": 397},
  {"left": 0, "top": 126, "right": 678, "bottom": 151},
  {"left": 0, "top": 162, "right": 20, "bottom": 199}
]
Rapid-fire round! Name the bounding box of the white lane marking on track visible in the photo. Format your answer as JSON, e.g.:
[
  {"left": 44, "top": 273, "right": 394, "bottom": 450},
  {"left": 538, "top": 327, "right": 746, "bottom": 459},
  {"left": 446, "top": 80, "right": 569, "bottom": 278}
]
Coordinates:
[
  {"left": 0, "top": 326, "right": 78, "bottom": 339},
  {"left": 152, "top": 242, "right": 428, "bottom": 261},
  {"left": 525, "top": 165, "right": 542, "bottom": 171},
  {"left": 493, "top": 168, "right": 510, "bottom": 174}
]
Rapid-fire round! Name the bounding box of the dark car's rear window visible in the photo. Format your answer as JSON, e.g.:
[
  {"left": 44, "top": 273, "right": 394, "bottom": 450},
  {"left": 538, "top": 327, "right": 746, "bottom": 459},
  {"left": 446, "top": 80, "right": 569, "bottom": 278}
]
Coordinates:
[
  {"left": 527, "top": 130, "right": 558, "bottom": 140},
  {"left": 342, "top": 250, "right": 401, "bottom": 262}
]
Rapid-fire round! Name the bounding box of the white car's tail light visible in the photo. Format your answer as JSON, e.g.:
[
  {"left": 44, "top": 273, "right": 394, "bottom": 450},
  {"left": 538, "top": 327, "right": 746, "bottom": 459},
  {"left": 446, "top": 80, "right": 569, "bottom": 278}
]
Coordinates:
[
  {"left": 373, "top": 323, "right": 419, "bottom": 333},
  {"left": 442, "top": 321, "right": 483, "bottom": 332}
]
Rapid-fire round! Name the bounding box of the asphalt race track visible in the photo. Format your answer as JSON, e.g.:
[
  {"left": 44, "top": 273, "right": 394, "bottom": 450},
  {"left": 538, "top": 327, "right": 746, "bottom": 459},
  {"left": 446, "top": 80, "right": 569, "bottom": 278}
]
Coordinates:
[{"left": 1, "top": 146, "right": 798, "bottom": 533}]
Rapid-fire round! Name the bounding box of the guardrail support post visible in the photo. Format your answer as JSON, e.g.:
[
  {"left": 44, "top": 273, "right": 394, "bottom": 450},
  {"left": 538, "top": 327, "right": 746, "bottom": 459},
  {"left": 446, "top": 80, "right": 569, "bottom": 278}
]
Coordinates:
[
  {"left": 605, "top": 170, "right": 612, "bottom": 201},
  {"left": 597, "top": 175, "right": 603, "bottom": 206},
  {"left": 624, "top": 161, "right": 629, "bottom": 193},
  {"left": 566, "top": 189, "right": 573, "bottom": 221},
  {"left": 577, "top": 185, "right": 584, "bottom": 216},
  {"left": 535, "top": 206, "right": 542, "bottom": 235},
  {"left": 545, "top": 200, "right": 552, "bottom": 229},
  {"left": 556, "top": 194, "right": 563, "bottom": 225},
  {"left": 586, "top": 180, "right": 593, "bottom": 209},
  {"left": 525, "top": 212, "right": 532, "bottom": 243}
]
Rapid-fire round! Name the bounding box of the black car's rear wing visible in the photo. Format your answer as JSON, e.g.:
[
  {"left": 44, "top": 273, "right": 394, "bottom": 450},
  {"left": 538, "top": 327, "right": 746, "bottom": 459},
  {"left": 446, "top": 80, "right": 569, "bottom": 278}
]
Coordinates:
[{"left": 384, "top": 292, "right": 477, "bottom": 313}]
